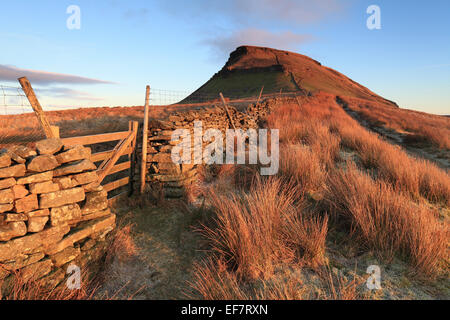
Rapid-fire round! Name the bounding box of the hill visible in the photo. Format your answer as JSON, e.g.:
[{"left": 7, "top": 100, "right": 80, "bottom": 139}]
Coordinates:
[{"left": 184, "top": 45, "right": 398, "bottom": 107}]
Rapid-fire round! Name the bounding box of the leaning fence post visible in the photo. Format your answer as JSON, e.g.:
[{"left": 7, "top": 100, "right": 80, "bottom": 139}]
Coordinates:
[
  {"left": 18, "top": 77, "right": 56, "bottom": 139},
  {"left": 256, "top": 86, "right": 264, "bottom": 104},
  {"left": 140, "top": 86, "right": 150, "bottom": 194},
  {"left": 219, "top": 92, "right": 236, "bottom": 130}
]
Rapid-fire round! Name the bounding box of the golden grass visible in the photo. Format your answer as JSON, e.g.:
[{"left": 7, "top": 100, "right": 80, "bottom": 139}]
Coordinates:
[
  {"left": 325, "top": 164, "right": 448, "bottom": 278},
  {"left": 339, "top": 96, "right": 450, "bottom": 149},
  {"left": 203, "top": 177, "right": 328, "bottom": 281}
]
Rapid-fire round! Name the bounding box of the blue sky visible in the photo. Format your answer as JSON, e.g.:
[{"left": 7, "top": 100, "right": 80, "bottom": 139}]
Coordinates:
[{"left": 0, "top": 0, "right": 449, "bottom": 114}]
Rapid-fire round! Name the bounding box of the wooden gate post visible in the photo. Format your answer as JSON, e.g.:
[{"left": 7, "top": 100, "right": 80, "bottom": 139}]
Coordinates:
[
  {"left": 18, "top": 77, "right": 57, "bottom": 139},
  {"left": 140, "top": 86, "right": 150, "bottom": 194},
  {"left": 129, "top": 121, "right": 139, "bottom": 196}
]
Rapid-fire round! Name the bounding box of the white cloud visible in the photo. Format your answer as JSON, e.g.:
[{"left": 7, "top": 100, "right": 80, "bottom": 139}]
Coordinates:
[
  {"left": 202, "top": 28, "right": 313, "bottom": 60},
  {"left": 0, "top": 64, "right": 114, "bottom": 85}
]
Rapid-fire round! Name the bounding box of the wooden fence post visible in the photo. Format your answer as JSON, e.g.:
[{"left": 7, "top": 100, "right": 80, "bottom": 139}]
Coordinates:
[
  {"left": 256, "top": 86, "right": 264, "bottom": 104},
  {"left": 140, "top": 86, "right": 150, "bottom": 194},
  {"left": 18, "top": 77, "right": 56, "bottom": 139},
  {"left": 129, "top": 121, "right": 139, "bottom": 196},
  {"left": 219, "top": 92, "right": 236, "bottom": 130}
]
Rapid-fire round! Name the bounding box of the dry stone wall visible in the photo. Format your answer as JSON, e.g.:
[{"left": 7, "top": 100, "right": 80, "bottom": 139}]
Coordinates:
[
  {"left": 144, "top": 99, "right": 276, "bottom": 197},
  {"left": 0, "top": 138, "right": 115, "bottom": 297}
]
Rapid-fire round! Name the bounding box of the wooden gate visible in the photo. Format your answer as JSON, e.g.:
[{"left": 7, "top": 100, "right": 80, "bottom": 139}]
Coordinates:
[{"left": 61, "top": 121, "right": 139, "bottom": 200}]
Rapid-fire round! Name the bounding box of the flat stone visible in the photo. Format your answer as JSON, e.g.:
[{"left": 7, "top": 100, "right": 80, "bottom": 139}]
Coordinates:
[
  {"left": 82, "top": 182, "right": 101, "bottom": 192},
  {"left": 19, "top": 258, "right": 53, "bottom": 282},
  {"left": 0, "top": 150, "right": 11, "bottom": 168},
  {"left": 158, "top": 162, "right": 182, "bottom": 175},
  {"left": 27, "top": 155, "right": 59, "bottom": 172},
  {"left": 71, "top": 171, "right": 98, "bottom": 185},
  {"left": 0, "top": 178, "right": 16, "bottom": 190},
  {"left": 26, "top": 208, "right": 50, "bottom": 219},
  {"left": 39, "top": 187, "right": 85, "bottom": 209},
  {"left": 0, "top": 188, "right": 14, "bottom": 204},
  {"left": 148, "top": 152, "right": 173, "bottom": 163},
  {"left": 4, "top": 149, "right": 26, "bottom": 164},
  {"left": 0, "top": 203, "right": 13, "bottom": 214},
  {"left": 12, "top": 184, "right": 29, "bottom": 199},
  {"left": 53, "top": 160, "right": 97, "bottom": 177},
  {"left": 28, "top": 216, "right": 49, "bottom": 233},
  {"left": 79, "top": 208, "right": 111, "bottom": 222},
  {"left": 0, "top": 164, "right": 26, "bottom": 179},
  {"left": 55, "top": 145, "right": 91, "bottom": 164},
  {"left": 53, "top": 176, "right": 77, "bottom": 189},
  {"left": 0, "top": 252, "right": 45, "bottom": 280},
  {"left": 45, "top": 214, "right": 116, "bottom": 255},
  {"left": 17, "top": 171, "right": 53, "bottom": 185},
  {"left": 29, "top": 181, "right": 60, "bottom": 194},
  {"left": 81, "top": 190, "right": 108, "bottom": 215},
  {"left": 0, "top": 224, "right": 70, "bottom": 262},
  {"left": 3, "top": 213, "right": 28, "bottom": 222},
  {"left": 50, "top": 203, "right": 81, "bottom": 226},
  {"left": 50, "top": 246, "right": 80, "bottom": 267},
  {"left": 15, "top": 194, "right": 39, "bottom": 213},
  {"left": 8, "top": 145, "right": 37, "bottom": 159},
  {"left": 35, "top": 138, "right": 63, "bottom": 155},
  {"left": 0, "top": 222, "right": 27, "bottom": 241}
]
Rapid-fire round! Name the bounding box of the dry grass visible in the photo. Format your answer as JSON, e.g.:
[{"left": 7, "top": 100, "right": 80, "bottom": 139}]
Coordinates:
[
  {"left": 202, "top": 177, "right": 328, "bottom": 280},
  {"left": 105, "top": 223, "right": 139, "bottom": 265},
  {"left": 325, "top": 164, "right": 448, "bottom": 278},
  {"left": 191, "top": 92, "right": 449, "bottom": 300},
  {"left": 331, "top": 116, "right": 450, "bottom": 205},
  {"left": 339, "top": 96, "right": 450, "bottom": 149}
]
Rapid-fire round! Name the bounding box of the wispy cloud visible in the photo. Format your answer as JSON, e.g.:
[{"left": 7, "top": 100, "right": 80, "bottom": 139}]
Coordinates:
[
  {"left": 0, "top": 64, "right": 114, "bottom": 85},
  {"left": 37, "top": 87, "right": 105, "bottom": 101},
  {"left": 203, "top": 28, "right": 313, "bottom": 60},
  {"left": 158, "top": 0, "right": 344, "bottom": 60},
  {"left": 159, "top": 0, "right": 345, "bottom": 27}
]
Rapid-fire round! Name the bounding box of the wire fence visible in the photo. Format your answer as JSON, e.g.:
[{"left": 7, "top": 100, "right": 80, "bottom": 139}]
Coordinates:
[
  {"left": 0, "top": 84, "right": 33, "bottom": 115},
  {"left": 148, "top": 87, "right": 302, "bottom": 106}
]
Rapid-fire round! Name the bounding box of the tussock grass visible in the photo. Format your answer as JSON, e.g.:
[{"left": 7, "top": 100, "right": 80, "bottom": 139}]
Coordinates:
[
  {"left": 203, "top": 178, "right": 328, "bottom": 280},
  {"left": 325, "top": 164, "right": 448, "bottom": 278}
]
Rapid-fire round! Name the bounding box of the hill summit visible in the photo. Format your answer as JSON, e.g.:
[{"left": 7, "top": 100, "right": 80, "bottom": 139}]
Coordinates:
[{"left": 185, "top": 45, "right": 397, "bottom": 107}]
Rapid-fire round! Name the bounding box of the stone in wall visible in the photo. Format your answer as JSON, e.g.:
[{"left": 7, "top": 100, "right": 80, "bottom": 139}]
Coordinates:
[
  {"left": 17, "top": 171, "right": 53, "bottom": 185},
  {"left": 28, "top": 216, "right": 49, "bottom": 233},
  {"left": 39, "top": 187, "right": 85, "bottom": 209},
  {"left": 81, "top": 189, "right": 108, "bottom": 215},
  {"left": 0, "top": 188, "right": 14, "bottom": 204},
  {"left": 0, "top": 222, "right": 27, "bottom": 241},
  {"left": 35, "top": 138, "right": 63, "bottom": 155},
  {"left": 12, "top": 184, "right": 29, "bottom": 199},
  {"left": 0, "top": 177, "right": 16, "bottom": 190},
  {"left": 50, "top": 204, "right": 81, "bottom": 226},
  {"left": 45, "top": 214, "right": 116, "bottom": 255},
  {"left": 15, "top": 194, "right": 39, "bottom": 213},
  {"left": 55, "top": 145, "right": 91, "bottom": 164},
  {"left": 29, "top": 181, "right": 60, "bottom": 194},
  {"left": 53, "top": 160, "right": 96, "bottom": 177},
  {"left": 0, "top": 150, "right": 11, "bottom": 168},
  {"left": 27, "top": 155, "right": 59, "bottom": 172},
  {"left": 0, "top": 164, "right": 26, "bottom": 179}
]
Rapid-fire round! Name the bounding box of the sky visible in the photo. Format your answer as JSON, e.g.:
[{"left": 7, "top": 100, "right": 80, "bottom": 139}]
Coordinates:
[{"left": 0, "top": 0, "right": 449, "bottom": 115}]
